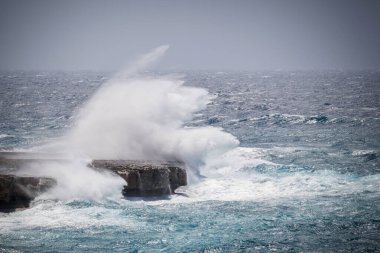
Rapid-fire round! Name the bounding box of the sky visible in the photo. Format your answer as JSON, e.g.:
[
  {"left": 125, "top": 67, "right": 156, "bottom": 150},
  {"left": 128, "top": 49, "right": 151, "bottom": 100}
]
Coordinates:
[{"left": 0, "top": 0, "right": 379, "bottom": 71}]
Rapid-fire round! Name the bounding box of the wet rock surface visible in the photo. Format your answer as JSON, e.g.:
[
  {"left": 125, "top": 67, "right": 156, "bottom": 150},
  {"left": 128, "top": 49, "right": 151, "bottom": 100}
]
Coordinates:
[
  {"left": 0, "top": 174, "right": 56, "bottom": 212},
  {"left": 91, "top": 160, "right": 187, "bottom": 196},
  {"left": 0, "top": 152, "right": 188, "bottom": 204}
]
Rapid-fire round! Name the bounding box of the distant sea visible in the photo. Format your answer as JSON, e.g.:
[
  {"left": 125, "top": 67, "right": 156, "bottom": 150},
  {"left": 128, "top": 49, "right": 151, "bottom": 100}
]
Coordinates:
[{"left": 0, "top": 70, "right": 379, "bottom": 252}]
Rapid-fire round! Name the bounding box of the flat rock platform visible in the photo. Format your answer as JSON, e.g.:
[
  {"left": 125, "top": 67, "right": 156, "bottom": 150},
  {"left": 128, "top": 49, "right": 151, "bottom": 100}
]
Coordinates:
[{"left": 0, "top": 152, "right": 187, "bottom": 212}]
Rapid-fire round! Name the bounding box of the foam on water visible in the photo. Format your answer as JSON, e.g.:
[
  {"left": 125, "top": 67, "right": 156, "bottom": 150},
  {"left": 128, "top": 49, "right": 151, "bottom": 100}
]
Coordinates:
[
  {"left": 1, "top": 146, "right": 378, "bottom": 233},
  {"left": 0, "top": 199, "right": 139, "bottom": 231},
  {"left": 15, "top": 46, "right": 378, "bottom": 203},
  {"left": 167, "top": 146, "right": 380, "bottom": 203},
  {"left": 1, "top": 67, "right": 379, "bottom": 251}
]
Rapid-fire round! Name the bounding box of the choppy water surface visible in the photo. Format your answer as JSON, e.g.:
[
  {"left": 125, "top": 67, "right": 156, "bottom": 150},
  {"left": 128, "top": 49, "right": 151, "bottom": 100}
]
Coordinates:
[{"left": 0, "top": 70, "right": 379, "bottom": 252}]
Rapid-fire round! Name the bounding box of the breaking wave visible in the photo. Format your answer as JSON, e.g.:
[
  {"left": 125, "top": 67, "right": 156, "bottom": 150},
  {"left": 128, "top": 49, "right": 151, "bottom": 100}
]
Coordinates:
[{"left": 57, "top": 46, "right": 239, "bottom": 181}]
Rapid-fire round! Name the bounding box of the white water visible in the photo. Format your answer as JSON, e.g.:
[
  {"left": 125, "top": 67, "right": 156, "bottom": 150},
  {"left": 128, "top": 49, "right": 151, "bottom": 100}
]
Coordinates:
[
  {"left": 2, "top": 54, "right": 380, "bottom": 239},
  {"left": 61, "top": 46, "right": 238, "bottom": 181},
  {"left": 22, "top": 46, "right": 379, "bottom": 202},
  {"left": 17, "top": 159, "right": 125, "bottom": 200},
  {"left": 167, "top": 146, "right": 380, "bottom": 203},
  {"left": 23, "top": 46, "right": 238, "bottom": 199},
  {"left": 15, "top": 46, "right": 379, "bottom": 205}
]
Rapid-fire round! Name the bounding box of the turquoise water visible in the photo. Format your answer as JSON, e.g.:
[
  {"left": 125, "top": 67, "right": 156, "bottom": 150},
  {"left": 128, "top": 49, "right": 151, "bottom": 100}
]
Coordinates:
[{"left": 0, "top": 71, "right": 379, "bottom": 252}]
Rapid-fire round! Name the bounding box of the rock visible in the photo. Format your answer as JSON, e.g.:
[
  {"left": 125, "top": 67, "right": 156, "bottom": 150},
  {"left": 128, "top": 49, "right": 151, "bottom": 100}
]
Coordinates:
[
  {"left": 0, "top": 152, "right": 188, "bottom": 199},
  {"left": 91, "top": 160, "right": 187, "bottom": 197},
  {"left": 0, "top": 174, "right": 56, "bottom": 212}
]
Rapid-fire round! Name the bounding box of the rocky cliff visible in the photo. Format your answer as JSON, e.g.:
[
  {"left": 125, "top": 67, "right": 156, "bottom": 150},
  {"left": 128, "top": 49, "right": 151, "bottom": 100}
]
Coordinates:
[
  {"left": 0, "top": 152, "right": 187, "bottom": 211},
  {"left": 91, "top": 160, "right": 187, "bottom": 196},
  {"left": 0, "top": 174, "right": 56, "bottom": 212}
]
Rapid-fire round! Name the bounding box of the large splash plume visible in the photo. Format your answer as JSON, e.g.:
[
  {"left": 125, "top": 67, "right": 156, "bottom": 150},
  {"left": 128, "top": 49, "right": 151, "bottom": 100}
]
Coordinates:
[
  {"left": 58, "top": 45, "right": 238, "bottom": 180},
  {"left": 21, "top": 45, "right": 238, "bottom": 200}
]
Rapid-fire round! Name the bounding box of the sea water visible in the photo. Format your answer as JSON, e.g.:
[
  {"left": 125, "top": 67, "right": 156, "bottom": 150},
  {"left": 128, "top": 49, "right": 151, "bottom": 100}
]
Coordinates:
[{"left": 0, "top": 70, "right": 379, "bottom": 252}]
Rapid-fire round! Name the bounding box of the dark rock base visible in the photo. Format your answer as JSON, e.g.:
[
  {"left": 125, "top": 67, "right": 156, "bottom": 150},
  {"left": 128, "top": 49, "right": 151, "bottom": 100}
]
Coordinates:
[
  {"left": 0, "top": 175, "right": 56, "bottom": 212},
  {"left": 0, "top": 152, "right": 188, "bottom": 211},
  {"left": 91, "top": 160, "right": 187, "bottom": 197}
]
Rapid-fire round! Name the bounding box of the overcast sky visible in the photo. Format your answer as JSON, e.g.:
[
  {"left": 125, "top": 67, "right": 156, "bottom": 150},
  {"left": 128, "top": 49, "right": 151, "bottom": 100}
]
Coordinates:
[{"left": 0, "top": 0, "right": 379, "bottom": 71}]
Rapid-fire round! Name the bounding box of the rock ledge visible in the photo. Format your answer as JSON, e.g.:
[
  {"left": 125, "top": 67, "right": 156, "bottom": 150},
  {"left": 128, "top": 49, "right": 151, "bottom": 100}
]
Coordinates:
[
  {"left": 0, "top": 152, "right": 188, "bottom": 211},
  {"left": 91, "top": 160, "right": 187, "bottom": 196},
  {"left": 0, "top": 174, "right": 56, "bottom": 212}
]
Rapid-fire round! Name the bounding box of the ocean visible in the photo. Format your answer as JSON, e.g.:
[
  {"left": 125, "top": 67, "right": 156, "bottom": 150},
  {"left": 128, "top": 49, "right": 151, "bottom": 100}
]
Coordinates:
[{"left": 0, "top": 70, "right": 379, "bottom": 252}]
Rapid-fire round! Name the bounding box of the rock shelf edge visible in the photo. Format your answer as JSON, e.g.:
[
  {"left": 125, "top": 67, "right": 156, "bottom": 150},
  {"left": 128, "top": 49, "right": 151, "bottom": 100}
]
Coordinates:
[{"left": 0, "top": 152, "right": 187, "bottom": 212}]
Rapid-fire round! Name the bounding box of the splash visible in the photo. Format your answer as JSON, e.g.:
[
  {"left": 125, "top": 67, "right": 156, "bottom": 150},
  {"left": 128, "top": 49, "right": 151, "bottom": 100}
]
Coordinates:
[
  {"left": 61, "top": 46, "right": 239, "bottom": 180},
  {"left": 167, "top": 147, "right": 380, "bottom": 203},
  {"left": 18, "top": 159, "right": 125, "bottom": 201},
  {"left": 20, "top": 45, "right": 238, "bottom": 200},
  {"left": 117, "top": 44, "right": 170, "bottom": 78}
]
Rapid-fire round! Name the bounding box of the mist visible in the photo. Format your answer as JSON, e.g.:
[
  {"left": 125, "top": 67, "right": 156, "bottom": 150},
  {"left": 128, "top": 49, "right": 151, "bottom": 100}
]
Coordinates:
[
  {"left": 34, "top": 46, "right": 239, "bottom": 182},
  {"left": 19, "top": 46, "right": 239, "bottom": 200},
  {"left": 0, "top": 0, "right": 379, "bottom": 71}
]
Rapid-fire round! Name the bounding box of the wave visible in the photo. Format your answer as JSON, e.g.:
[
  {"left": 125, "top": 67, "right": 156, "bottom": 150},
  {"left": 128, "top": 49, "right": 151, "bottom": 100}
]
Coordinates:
[
  {"left": 165, "top": 146, "right": 380, "bottom": 203},
  {"left": 22, "top": 46, "right": 238, "bottom": 199},
  {"left": 16, "top": 46, "right": 378, "bottom": 204},
  {"left": 61, "top": 46, "right": 239, "bottom": 180},
  {"left": 224, "top": 113, "right": 368, "bottom": 127}
]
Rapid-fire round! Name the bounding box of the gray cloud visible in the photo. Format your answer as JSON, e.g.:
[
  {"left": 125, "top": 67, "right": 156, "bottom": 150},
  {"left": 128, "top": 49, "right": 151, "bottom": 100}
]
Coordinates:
[{"left": 0, "top": 0, "right": 379, "bottom": 71}]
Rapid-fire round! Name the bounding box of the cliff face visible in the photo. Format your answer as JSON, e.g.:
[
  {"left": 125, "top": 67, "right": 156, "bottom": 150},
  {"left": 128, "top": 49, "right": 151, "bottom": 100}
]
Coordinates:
[
  {"left": 0, "top": 175, "right": 56, "bottom": 212},
  {"left": 0, "top": 152, "right": 188, "bottom": 212},
  {"left": 91, "top": 160, "right": 187, "bottom": 196}
]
